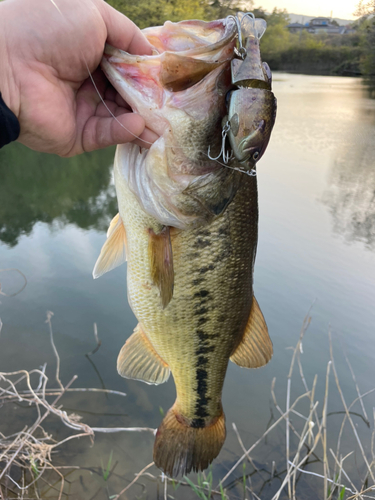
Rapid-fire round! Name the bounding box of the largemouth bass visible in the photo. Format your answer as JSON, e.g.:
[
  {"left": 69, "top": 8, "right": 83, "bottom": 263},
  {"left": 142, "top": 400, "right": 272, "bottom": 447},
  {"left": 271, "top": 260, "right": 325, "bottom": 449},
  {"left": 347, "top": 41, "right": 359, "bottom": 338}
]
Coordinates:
[{"left": 94, "top": 16, "right": 275, "bottom": 477}]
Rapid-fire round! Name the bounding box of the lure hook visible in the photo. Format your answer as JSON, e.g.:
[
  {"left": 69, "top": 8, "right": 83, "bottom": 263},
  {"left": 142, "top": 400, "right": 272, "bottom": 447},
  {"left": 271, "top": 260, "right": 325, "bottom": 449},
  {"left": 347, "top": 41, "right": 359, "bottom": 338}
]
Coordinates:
[
  {"left": 228, "top": 12, "right": 256, "bottom": 60},
  {"left": 207, "top": 121, "right": 233, "bottom": 164}
]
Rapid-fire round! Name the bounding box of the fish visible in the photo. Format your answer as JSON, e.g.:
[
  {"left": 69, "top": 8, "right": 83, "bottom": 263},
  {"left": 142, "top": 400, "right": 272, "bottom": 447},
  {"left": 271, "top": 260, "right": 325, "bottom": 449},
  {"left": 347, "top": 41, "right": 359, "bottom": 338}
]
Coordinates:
[{"left": 93, "top": 15, "right": 275, "bottom": 477}]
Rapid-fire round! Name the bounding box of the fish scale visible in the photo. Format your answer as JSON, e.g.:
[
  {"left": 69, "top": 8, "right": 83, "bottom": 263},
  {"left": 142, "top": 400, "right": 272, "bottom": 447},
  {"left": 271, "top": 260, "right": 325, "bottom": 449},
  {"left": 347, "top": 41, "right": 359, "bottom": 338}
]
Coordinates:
[{"left": 117, "top": 161, "right": 257, "bottom": 422}]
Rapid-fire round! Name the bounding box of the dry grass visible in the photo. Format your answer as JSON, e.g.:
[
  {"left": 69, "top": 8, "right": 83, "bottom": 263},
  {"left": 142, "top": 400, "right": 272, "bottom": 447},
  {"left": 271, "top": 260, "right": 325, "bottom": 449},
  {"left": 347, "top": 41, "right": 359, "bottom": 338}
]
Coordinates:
[
  {"left": 0, "top": 312, "right": 155, "bottom": 500},
  {"left": 0, "top": 308, "right": 374, "bottom": 499},
  {"left": 113, "top": 312, "right": 375, "bottom": 500}
]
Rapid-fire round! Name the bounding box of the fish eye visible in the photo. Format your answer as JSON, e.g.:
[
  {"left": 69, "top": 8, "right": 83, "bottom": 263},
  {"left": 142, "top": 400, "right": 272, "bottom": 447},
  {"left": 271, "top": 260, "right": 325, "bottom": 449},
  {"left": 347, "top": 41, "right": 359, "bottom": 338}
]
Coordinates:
[{"left": 253, "top": 151, "right": 260, "bottom": 161}]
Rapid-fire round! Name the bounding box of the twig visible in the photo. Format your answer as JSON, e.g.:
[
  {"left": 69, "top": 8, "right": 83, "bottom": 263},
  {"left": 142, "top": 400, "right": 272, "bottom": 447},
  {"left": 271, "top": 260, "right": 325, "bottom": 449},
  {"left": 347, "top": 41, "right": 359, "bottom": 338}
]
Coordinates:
[
  {"left": 0, "top": 268, "right": 27, "bottom": 297},
  {"left": 45, "top": 311, "right": 63, "bottom": 390},
  {"left": 341, "top": 341, "right": 369, "bottom": 425},
  {"left": 329, "top": 332, "right": 375, "bottom": 484},
  {"left": 86, "top": 323, "right": 102, "bottom": 356},
  {"left": 111, "top": 462, "right": 155, "bottom": 500},
  {"left": 232, "top": 423, "right": 258, "bottom": 470},
  {"left": 218, "top": 391, "right": 310, "bottom": 487}
]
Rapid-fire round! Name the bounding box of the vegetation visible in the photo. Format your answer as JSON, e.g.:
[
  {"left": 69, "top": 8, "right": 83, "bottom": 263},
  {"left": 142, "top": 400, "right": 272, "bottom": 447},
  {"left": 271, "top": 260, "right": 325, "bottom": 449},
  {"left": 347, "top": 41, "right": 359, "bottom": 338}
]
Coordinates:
[
  {"left": 355, "top": 1, "right": 375, "bottom": 89},
  {"left": 253, "top": 8, "right": 363, "bottom": 76},
  {"left": 1, "top": 312, "right": 375, "bottom": 498},
  {"left": 105, "top": 0, "right": 247, "bottom": 28}
]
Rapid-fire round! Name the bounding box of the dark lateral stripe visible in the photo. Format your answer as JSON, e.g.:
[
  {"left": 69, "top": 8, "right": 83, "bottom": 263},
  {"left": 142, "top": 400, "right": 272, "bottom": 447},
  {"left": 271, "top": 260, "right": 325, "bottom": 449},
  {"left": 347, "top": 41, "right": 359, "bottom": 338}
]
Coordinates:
[
  {"left": 189, "top": 252, "right": 200, "bottom": 259},
  {"left": 195, "top": 306, "right": 209, "bottom": 316},
  {"left": 197, "top": 329, "right": 219, "bottom": 341},
  {"left": 196, "top": 344, "right": 215, "bottom": 356},
  {"left": 193, "top": 278, "right": 205, "bottom": 286},
  {"left": 194, "top": 361, "right": 210, "bottom": 421},
  {"left": 191, "top": 417, "right": 205, "bottom": 428},
  {"left": 196, "top": 355, "right": 209, "bottom": 367},
  {"left": 199, "top": 264, "right": 215, "bottom": 274},
  {"left": 193, "top": 239, "right": 211, "bottom": 249},
  {"left": 193, "top": 290, "right": 209, "bottom": 299},
  {"left": 198, "top": 317, "right": 208, "bottom": 325}
]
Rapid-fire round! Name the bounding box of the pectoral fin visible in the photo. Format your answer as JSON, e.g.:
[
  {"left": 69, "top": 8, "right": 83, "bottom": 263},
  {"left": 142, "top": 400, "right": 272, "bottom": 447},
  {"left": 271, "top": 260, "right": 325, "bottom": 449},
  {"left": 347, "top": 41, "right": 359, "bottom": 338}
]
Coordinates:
[
  {"left": 117, "top": 324, "right": 170, "bottom": 385},
  {"left": 148, "top": 226, "right": 174, "bottom": 308},
  {"left": 230, "top": 296, "right": 273, "bottom": 368},
  {"left": 93, "top": 213, "right": 127, "bottom": 279}
]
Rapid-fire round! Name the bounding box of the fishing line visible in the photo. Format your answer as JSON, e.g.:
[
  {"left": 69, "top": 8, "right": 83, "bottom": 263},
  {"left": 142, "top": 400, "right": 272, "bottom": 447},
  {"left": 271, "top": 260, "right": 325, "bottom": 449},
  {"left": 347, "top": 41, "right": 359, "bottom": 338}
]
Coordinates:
[
  {"left": 85, "top": 63, "right": 256, "bottom": 177},
  {"left": 48, "top": 0, "right": 257, "bottom": 177}
]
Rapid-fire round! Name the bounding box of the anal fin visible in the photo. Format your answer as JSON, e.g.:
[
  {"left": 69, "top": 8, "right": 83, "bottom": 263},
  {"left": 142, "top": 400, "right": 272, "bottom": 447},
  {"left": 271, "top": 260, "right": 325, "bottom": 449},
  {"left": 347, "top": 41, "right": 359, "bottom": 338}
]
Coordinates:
[
  {"left": 230, "top": 296, "right": 273, "bottom": 368},
  {"left": 117, "top": 324, "right": 170, "bottom": 385},
  {"left": 93, "top": 213, "right": 127, "bottom": 279},
  {"left": 148, "top": 226, "right": 174, "bottom": 308}
]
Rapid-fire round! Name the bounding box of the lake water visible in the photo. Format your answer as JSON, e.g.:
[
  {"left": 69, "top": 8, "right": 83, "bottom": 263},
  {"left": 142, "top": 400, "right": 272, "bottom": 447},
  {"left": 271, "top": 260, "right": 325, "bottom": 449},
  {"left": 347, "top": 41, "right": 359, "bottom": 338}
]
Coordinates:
[{"left": 1, "top": 73, "right": 375, "bottom": 499}]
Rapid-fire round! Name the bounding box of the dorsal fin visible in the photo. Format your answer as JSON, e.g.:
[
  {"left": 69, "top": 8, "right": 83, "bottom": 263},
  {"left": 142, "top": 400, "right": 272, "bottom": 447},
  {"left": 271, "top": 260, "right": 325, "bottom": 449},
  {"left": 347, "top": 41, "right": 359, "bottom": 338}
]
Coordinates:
[
  {"left": 93, "top": 213, "right": 127, "bottom": 279},
  {"left": 117, "top": 324, "right": 170, "bottom": 385},
  {"left": 148, "top": 226, "right": 174, "bottom": 308},
  {"left": 230, "top": 296, "right": 273, "bottom": 368}
]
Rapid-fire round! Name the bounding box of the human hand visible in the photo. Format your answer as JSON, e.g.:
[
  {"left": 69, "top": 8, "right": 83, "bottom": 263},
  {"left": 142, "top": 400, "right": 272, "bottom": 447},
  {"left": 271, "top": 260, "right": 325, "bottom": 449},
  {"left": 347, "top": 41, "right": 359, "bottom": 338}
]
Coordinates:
[{"left": 0, "top": 0, "right": 158, "bottom": 156}]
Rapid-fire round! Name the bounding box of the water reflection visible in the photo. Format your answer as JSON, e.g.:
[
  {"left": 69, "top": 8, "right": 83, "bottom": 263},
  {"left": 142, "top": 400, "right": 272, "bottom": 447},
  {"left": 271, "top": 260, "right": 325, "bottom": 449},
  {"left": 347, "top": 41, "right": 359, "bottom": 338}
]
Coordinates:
[
  {"left": 0, "top": 143, "right": 117, "bottom": 246},
  {"left": 323, "top": 99, "right": 375, "bottom": 249},
  {"left": 364, "top": 76, "right": 375, "bottom": 98}
]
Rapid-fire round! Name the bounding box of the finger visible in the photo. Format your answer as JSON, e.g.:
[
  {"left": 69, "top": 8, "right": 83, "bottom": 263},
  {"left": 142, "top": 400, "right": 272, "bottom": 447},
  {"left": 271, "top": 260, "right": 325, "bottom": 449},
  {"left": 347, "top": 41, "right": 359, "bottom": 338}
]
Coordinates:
[
  {"left": 98, "top": 1, "right": 153, "bottom": 55},
  {"left": 133, "top": 128, "right": 160, "bottom": 149},
  {"left": 103, "top": 86, "right": 129, "bottom": 108},
  {"left": 82, "top": 112, "right": 146, "bottom": 152},
  {"left": 79, "top": 68, "right": 110, "bottom": 105},
  {"left": 95, "top": 100, "right": 127, "bottom": 118}
]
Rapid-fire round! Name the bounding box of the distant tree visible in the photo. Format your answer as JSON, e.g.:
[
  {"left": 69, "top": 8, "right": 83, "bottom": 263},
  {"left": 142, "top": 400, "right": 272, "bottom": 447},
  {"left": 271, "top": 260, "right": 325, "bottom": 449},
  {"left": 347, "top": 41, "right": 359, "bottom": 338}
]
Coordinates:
[
  {"left": 258, "top": 8, "right": 290, "bottom": 55},
  {"left": 355, "top": 0, "right": 375, "bottom": 77},
  {"left": 252, "top": 7, "right": 267, "bottom": 20},
  {"left": 106, "top": 0, "right": 249, "bottom": 25},
  {"left": 354, "top": 0, "right": 375, "bottom": 17},
  {"left": 207, "top": 0, "right": 248, "bottom": 18},
  {"left": 164, "top": 0, "right": 208, "bottom": 22},
  {"left": 266, "top": 7, "right": 290, "bottom": 26},
  {"left": 106, "top": 0, "right": 168, "bottom": 28}
]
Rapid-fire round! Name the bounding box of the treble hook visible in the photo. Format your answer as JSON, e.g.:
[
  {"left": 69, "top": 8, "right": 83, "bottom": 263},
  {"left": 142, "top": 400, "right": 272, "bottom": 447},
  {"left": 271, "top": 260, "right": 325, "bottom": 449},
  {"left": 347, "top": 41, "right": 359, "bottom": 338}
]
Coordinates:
[
  {"left": 227, "top": 12, "right": 256, "bottom": 60},
  {"left": 207, "top": 121, "right": 233, "bottom": 164}
]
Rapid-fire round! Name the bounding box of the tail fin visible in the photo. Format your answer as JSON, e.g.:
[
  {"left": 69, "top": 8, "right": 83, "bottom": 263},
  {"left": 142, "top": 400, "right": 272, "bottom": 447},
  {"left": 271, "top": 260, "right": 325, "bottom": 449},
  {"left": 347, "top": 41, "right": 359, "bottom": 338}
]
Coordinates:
[{"left": 153, "top": 407, "right": 226, "bottom": 477}]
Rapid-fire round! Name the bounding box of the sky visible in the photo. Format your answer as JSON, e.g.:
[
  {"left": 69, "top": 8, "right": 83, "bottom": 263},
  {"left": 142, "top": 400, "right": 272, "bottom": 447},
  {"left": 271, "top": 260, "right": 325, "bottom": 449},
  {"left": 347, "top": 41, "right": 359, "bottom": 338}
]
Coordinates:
[{"left": 249, "top": 0, "right": 358, "bottom": 20}]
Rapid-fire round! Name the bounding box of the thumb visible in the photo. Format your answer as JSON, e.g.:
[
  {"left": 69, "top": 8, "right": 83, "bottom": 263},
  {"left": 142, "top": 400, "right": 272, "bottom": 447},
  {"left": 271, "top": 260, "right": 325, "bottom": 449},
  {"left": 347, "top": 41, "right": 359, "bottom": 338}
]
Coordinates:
[{"left": 96, "top": 0, "right": 153, "bottom": 55}]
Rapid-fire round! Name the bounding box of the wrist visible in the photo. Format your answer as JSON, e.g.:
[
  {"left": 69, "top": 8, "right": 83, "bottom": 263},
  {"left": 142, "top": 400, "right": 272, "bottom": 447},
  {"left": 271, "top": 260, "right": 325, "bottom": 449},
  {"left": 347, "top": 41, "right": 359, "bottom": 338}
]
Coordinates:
[{"left": 0, "top": 2, "right": 21, "bottom": 120}]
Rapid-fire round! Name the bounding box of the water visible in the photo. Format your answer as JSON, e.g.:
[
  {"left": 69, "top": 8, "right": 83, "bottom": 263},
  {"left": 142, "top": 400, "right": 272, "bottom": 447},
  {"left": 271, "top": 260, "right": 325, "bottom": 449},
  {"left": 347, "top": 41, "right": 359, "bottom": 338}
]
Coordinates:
[{"left": 1, "top": 73, "right": 375, "bottom": 499}]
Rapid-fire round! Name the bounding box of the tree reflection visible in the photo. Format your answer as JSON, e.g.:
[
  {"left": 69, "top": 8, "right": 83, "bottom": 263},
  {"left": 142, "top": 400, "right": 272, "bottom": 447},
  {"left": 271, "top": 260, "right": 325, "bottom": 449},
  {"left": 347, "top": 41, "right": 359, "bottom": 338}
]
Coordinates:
[
  {"left": 364, "top": 76, "right": 375, "bottom": 98},
  {"left": 322, "top": 104, "right": 375, "bottom": 249},
  {"left": 0, "top": 143, "right": 117, "bottom": 247}
]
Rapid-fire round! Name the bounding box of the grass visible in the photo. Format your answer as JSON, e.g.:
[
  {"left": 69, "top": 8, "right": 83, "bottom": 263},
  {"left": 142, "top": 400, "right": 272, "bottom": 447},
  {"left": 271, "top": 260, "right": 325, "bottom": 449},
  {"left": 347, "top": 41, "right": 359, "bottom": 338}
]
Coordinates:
[
  {"left": 0, "top": 311, "right": 155, "bottom": 500},
  {"left": 0, "top": 309, "right": 375, "bottom": 499}
]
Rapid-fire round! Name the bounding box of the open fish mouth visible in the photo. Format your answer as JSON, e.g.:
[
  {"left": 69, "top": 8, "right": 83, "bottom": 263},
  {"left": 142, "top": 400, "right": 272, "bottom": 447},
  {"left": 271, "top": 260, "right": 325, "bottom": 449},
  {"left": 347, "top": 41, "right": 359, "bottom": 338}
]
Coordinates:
[{"left": 99, "top": 17, "right": 243, "bottom": 230}]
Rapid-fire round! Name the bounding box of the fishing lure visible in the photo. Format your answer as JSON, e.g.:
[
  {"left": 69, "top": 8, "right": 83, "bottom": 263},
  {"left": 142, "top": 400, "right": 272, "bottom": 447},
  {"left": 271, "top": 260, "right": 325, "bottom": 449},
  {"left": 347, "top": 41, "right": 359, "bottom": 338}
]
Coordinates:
[{"left": 208, "top": 13, "right": 277, "bottom": 175}]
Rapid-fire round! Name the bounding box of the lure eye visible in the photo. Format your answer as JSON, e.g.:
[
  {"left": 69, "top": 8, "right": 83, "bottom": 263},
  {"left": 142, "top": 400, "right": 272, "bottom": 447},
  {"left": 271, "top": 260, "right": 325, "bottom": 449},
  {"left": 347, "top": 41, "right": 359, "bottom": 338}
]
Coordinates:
[{"left": 253, "top": 151, "right": 260, "bottom": 161}]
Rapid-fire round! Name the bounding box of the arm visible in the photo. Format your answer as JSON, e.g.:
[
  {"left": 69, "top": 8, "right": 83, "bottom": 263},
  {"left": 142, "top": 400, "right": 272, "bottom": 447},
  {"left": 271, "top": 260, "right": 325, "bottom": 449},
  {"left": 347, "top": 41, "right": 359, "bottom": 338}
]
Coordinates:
[{"left": 0, "top": 0, "right": 158, "bottom": 155}]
